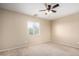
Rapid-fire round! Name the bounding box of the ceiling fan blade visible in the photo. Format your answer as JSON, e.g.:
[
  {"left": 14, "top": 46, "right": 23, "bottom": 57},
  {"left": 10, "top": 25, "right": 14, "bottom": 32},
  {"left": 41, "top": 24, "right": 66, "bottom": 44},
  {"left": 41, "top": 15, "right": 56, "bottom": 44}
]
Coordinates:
[
  {"left": 53, "top": 4, "right": 59, "bottom": 9},
  {"left": 51, "top": 10, "right": 56, "bottom": 13},
  {"left": 39, "top": 10, "right": 46, "bottom": 11},
  {"left": 47, "top": 5, "right": 51, "bottom": 10}
]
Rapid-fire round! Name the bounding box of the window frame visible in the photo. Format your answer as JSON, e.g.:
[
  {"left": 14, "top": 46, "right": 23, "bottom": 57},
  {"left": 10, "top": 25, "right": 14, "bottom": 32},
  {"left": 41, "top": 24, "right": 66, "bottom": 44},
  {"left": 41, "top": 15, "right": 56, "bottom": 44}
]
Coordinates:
[{"left": 27, "top": 21, "right": 40, "bottom": 36}]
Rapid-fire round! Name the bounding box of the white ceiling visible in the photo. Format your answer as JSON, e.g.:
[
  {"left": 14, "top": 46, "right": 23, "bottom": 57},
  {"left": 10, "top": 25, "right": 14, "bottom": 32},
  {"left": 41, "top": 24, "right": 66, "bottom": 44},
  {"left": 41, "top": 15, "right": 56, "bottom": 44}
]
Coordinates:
[{"left": 0, "top": 3, "right": 79, "bottom": 20}]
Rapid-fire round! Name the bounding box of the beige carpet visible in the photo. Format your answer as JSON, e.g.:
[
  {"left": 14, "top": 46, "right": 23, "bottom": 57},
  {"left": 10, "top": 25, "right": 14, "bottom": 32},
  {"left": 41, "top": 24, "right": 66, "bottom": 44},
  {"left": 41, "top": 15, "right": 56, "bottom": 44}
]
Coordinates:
[{"left": 0, "top": 42, "right": 79, "bottom": 56}]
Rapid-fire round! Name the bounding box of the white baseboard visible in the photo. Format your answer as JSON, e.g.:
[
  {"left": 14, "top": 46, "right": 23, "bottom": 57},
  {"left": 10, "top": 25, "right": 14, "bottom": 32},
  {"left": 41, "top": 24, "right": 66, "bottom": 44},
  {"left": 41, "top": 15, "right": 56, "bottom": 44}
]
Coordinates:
[
  {"left": 52, "top": 40, "right": 79, "bottom": 49},
  {"left": 0, "top": 40, "right": 51, "bottom": 52},
  {"left": 0, "top": 42, "right": 27, "bottom": 52}
]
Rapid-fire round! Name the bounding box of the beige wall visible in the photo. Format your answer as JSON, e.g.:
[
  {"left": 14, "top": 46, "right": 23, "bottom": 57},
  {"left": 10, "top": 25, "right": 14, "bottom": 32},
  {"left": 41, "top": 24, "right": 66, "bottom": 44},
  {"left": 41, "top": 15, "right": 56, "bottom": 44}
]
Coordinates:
[
  {"left": 52, "top": 13, "right": 79, "bottom": 48},
  {"left": 1, "top": 7, "right": 79, "bottom": 50},
  {"left": 0, "top": 9, "right": 51, "bottom": 50}
]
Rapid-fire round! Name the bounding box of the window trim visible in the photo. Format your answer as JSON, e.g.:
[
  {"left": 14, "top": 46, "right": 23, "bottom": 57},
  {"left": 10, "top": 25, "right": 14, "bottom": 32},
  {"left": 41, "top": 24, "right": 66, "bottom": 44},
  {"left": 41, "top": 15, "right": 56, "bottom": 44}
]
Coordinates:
[{"left": 27, "top": 21, "right": 40, "bottom": 36}]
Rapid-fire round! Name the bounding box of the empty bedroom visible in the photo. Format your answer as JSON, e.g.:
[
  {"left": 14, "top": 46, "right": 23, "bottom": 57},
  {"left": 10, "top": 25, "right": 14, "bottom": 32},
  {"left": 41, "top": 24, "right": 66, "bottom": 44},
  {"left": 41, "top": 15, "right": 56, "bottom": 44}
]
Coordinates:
[{"left": 0, "top": 3, "right": 79, "bottom": 56}]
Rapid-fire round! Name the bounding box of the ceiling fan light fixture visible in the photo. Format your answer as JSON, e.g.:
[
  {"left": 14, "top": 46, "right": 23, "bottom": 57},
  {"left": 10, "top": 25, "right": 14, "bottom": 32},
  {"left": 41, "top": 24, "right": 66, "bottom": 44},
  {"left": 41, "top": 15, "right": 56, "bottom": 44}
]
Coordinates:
[{"left": 39, "top": 3, "right": 60, "bottom": 15}]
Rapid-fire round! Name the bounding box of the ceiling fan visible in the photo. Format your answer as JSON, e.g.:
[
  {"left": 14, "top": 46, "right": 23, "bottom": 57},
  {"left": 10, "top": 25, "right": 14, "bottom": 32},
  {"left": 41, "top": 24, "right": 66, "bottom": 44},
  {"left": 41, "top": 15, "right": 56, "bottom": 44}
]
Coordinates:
[{"left": 40, "top": 3, "right": 60, "bottom": 15}]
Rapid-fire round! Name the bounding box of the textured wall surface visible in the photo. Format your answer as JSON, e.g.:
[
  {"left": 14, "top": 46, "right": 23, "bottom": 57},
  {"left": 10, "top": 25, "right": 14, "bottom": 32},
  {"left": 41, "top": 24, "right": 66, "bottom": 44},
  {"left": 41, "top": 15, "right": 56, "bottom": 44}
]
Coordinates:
[
  {"left": 52, "top": 13, "right": 79, "bottom": 48},
  {"left": 0, "top": 9, "right": 51, "bottom": 50}
]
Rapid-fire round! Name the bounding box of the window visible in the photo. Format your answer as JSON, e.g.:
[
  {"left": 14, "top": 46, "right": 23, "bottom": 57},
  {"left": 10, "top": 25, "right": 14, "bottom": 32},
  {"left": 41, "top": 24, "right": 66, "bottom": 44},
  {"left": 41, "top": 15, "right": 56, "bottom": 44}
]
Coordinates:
[{"left": 27, "top": 21, "right": 40, "bottom": 36}]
